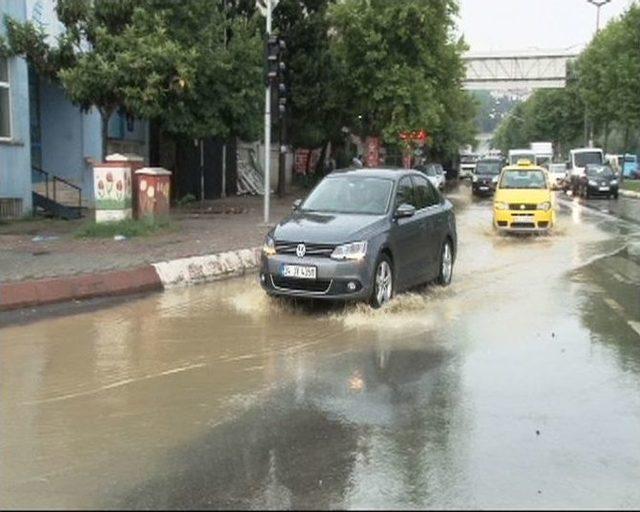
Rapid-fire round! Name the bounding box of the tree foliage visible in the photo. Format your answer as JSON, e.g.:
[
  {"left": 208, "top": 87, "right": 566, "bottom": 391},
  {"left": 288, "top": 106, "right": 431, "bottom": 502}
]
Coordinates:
[
  {"left": 2, "top": 0, "right": 263, "bottom": 151},
  {"left": 273, "top": 0, "right": 346, "bottom": 149},
  {"left": 328, "top": 0, "right": 476, "bottom": 160},
  {"left": 492, "top": 3, "right": 640, "bottom": 156}
]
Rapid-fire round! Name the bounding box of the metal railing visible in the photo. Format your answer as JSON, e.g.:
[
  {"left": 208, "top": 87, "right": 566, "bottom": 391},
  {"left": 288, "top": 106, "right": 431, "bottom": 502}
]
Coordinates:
[{"left": 32, "top": 166, "right": 82, "bottom": 210}]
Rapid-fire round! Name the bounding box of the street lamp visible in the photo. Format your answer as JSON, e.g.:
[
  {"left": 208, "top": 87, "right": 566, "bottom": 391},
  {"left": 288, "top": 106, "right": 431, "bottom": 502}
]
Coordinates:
[{"left": 587, "top": 0, "right": 612, "bottom": 33}]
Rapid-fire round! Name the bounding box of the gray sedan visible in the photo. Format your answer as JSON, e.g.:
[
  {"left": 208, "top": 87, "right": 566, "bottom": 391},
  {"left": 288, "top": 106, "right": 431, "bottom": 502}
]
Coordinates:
[{"left": 260, "top": 168, "right": 457, "bottom": 307}]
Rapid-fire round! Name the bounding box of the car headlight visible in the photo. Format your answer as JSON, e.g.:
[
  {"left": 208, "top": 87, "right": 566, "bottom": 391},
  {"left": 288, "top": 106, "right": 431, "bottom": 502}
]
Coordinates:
[
  {"left": 262, "top": 236, "right": 276, "bottom": 256},
  {"left": 494, "top": 201, "right": 509, "bottom": 210},
  {"left": 492, "top": 176, "right": 499, "bottom": 183},
  {"left": 588, "top": 180, "right": 597, "bottom": 186},
  {"left": 472, "top": 175, "right": 478, "bottom": 183},
  {"left": 537, "top": 201, "right": 551, "bottom": 211},
  {"left": 331, "top": 241, "right": 368, "bottom": 260},
  {"left": 610, "top": 179, "right": 618, "bottom": 185}
]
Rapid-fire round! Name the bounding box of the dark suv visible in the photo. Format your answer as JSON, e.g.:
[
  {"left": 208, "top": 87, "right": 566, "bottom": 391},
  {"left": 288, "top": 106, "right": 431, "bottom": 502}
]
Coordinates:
[{"left": 472, "top": 158, "right": 503, "bottom": 196}]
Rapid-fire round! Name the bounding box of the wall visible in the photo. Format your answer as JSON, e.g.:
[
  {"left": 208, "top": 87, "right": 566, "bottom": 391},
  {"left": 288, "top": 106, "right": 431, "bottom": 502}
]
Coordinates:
[
  {"left": 39, "top": 78, "right": 102, "bottom": 203},
  {"left": 0, "top": 1, "right": 32, "bottom": 215}
]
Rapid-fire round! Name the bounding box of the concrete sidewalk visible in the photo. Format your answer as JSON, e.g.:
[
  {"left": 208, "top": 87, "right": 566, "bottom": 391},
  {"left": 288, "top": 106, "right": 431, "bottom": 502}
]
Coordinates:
[{"left": 0, "top": 193, "right": 299, "bottom": 311}]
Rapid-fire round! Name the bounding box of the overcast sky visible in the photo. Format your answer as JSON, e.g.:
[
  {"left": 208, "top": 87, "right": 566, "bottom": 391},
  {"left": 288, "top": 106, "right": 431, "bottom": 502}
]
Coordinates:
[{"left": 457, "top": 0, "right": 636, "bottom": 54}]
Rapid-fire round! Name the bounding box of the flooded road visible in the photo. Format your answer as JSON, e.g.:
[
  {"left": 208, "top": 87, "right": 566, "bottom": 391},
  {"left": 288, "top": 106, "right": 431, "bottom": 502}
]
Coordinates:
[{"left": 2, "top": 186, "right": 640, "bottom": 509}]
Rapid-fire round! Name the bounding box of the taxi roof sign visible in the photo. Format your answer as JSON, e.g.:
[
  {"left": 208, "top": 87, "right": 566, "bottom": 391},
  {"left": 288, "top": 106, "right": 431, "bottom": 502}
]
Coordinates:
[{"left": 517, "top": 158, "right": 533, "bottom": 166}]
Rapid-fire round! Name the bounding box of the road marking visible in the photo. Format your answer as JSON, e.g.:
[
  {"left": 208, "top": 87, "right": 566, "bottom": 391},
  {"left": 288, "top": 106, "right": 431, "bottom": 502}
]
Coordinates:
[
  {"left": 602, "top": 297, "right": 640, "bottom": 339},
  {"left": 628, "top": 321, "right": 640, "bottom": 337},
  {"left": 557, "top": 196, "right": 640, "bottom": 231},
  {"left": 603, "top": 297, "right": 625, "bottom": 315},
  {"left": 22, "top": 362, "right": 207, "bottom": 405}
]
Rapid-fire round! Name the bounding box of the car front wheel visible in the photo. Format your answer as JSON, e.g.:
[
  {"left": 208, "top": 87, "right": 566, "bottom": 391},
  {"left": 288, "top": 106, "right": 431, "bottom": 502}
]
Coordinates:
[
  {"left": 437, "top": 240, "right": 454, "bottom": 286},
  {"left": 370, "top": 255, "right": 394, "bottom": 308}
]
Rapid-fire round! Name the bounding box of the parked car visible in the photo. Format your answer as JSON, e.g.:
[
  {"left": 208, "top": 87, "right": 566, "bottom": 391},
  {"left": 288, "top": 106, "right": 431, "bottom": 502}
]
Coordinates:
[
  {"left": 261, "top": 168, "right": 458, "bottom": 308},
  {"left": 472, "top": 158, "right": 503, "bottom": 196},
  {"left": 493, "top": 161, "right": 555, "bottom": 233},
  {"left": 577, "top": 164, "right": 619, "bottom": 199},
  {"left": 547, "top": 162, "right": 567, "bottom": 190},
  {"left": 434, "top": 163, "right": 447, "bottom": 184},
  {"left": 415, "top": 163, "right": 445, "bottom": 191}
]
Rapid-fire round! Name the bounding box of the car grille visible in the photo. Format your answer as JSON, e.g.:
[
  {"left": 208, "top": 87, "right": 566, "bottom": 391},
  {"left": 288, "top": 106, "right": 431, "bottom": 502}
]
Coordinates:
[
  {"left": 275, "top": 242, "right": 336, "bottom": 257},
  {"left": 271, "top": 276, "right": 332, "bottom": 293},
  {"left": 510, "top": 222, "right": 536, "bottom": 229},
  {"left": 509, "top": 203, "right": 537, "bottom": 211}
]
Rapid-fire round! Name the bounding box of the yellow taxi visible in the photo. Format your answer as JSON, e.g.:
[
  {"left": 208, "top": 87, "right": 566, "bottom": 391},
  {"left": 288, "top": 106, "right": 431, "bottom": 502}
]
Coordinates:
[{"left": 493, "top": 160, "right": 556, "bottom": 232}]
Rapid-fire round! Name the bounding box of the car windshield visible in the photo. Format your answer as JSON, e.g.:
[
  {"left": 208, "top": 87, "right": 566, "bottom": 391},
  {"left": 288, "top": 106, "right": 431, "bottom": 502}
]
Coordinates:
[
  {"left": 475, "top": 161, "right": 502, "bottom": 175},
  {"left": 499, "top": 170, "right": 547, "bottom": 189},
  {"left": 434, "top": 165, "right": 444, "bottom": 175},
  {"left": 301, "top": 175, "right": 393, "bottom": 215},
  {"left": 587, "top": 166, "right": 614, "bottom": 177},
  {"left": 574, "top": 151, "right": 603, "bottom": 167}
]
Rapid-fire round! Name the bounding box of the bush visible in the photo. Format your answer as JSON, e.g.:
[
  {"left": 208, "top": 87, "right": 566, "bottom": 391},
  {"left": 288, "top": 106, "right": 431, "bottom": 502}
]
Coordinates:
[
  {"left": 75, "top": 217, "right": 173, "bottom": 238},
  {"left": 177, "top": 193, "right": 197, "bottom": 206}
]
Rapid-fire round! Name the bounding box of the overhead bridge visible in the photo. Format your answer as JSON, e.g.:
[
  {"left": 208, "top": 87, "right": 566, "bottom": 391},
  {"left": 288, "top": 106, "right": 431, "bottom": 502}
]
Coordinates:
[{"left": 463, "top": 52, "right": 579, "bottom": 91}]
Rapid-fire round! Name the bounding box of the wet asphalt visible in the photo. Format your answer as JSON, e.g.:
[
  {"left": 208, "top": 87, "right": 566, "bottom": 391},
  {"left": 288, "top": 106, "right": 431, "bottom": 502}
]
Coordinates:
[{"left": 1, "top": 183, "right": 639, "bottom": 510}]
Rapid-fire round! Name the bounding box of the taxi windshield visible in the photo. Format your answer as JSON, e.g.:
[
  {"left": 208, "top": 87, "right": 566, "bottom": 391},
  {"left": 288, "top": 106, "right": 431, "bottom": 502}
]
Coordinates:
[{"left": 499, "top": 170, "right": 547, "bottom": 189}]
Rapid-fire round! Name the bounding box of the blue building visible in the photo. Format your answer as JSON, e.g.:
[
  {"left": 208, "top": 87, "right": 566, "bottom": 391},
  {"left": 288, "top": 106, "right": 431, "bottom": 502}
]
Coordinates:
[{"left": 0, "top": 0, "right": 149, "bottom": 218}]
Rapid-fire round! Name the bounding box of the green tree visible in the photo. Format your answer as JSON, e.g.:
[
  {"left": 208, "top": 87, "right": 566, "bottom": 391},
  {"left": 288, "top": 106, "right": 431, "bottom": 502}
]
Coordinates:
[
  {"left": 1, "top": 0, "right": 263, "bottom": 156},
  {"left": 577, "top": 3, "right": 640, "bottom": 153},
  {"left": 273, "top": 0, "right": 345, "bottom": 150},
  {"left": 328, "top": 0, "right": 476, "bottom": 161}
]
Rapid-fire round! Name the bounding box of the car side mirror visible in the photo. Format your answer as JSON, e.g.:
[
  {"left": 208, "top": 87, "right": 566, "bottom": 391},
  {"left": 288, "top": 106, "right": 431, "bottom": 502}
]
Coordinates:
[
  {"left": 292, "top": 199, "right": 302, "bottom": 210},
  {"left": 395, "top": 203, "right": 416, "bottom": 219}
]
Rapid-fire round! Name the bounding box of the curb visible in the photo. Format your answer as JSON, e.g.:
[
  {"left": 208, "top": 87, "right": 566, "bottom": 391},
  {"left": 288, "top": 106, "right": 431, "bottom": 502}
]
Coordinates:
[
  {"left": 620, "top": 189, "right": 640, "bottom": 199},
  {"left": 0, "top": 247, "right": 262, "bottom": 312},
  {"left": 152, "top": 247, "right": 261, "bottom": 287},
  {"left": 0, "top": 266, "right": 162, "bottom": 312}
]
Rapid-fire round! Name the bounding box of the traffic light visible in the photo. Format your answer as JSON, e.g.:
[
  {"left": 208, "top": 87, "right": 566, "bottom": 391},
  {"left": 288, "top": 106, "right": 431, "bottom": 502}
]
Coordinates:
[
  {"left": 266, "top": 35, "right": 287, "bottom": 118},
  {"left": 266, "top": 35, "right": 286, "bottom": 86}
]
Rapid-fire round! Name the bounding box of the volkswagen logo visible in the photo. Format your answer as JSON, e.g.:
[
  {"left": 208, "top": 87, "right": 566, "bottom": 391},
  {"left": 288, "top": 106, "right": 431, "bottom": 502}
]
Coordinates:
[
  {"left": 520, "top": 204, "right": 526, "bottom": 210},
  {"left": 296, "top": 244, "right": 306, "bottom": 258}
]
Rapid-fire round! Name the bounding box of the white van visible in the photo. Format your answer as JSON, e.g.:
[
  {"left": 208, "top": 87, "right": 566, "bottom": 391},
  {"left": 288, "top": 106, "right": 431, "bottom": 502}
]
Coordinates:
[
  {"left": 508, "top": 149, "right": 536, "bottom": 166},
  {"left": 568, "top": 148, "right": 604, "bottom": 193}
]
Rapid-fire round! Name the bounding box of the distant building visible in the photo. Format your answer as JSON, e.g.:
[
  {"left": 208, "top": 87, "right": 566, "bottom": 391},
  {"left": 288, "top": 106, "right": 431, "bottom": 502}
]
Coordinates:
[{"left": 0, "top": 0, "right": 149, "bottom": 217}]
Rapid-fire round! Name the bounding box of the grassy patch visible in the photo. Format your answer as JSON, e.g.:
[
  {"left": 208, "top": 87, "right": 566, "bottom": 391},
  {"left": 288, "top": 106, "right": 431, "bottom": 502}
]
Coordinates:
[
  {"left": 621, "top": 180, "right": 640, "bottom": 193},
  {"left": 75, "top": 217, "right": 173, "bottom": 239}
]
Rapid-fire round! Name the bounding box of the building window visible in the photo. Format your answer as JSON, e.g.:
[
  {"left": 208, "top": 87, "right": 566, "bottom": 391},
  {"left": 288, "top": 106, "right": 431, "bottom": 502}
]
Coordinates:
[{"left": 0, "top": 57, "right": 11, "bottom": 139}]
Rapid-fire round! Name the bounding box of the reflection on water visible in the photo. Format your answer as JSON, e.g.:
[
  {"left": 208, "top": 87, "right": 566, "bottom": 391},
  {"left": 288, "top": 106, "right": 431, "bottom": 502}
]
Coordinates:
[{"left": 1, "top": 188, "right": 640, "bottom": 509}]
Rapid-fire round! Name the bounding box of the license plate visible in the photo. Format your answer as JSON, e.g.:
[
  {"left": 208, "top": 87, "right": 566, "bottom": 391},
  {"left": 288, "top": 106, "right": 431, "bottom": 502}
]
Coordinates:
[
  {"left": 513, "top": 215, "right": 535, "bottom": 222},
  {"left": 479, "top": 186, "right": 489, "bottom": 191},
  {"left": 599, "top": 186, "right": 609, "bottom": 191},
  {"left": 281, "top": 265, "right": 317, "bottom": 280}
]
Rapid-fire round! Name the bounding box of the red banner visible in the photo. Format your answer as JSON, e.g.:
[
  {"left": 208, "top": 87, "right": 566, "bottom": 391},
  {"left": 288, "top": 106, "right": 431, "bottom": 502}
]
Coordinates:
[{"left": 295, "top": 149, "right": 311, "bottom": 175}]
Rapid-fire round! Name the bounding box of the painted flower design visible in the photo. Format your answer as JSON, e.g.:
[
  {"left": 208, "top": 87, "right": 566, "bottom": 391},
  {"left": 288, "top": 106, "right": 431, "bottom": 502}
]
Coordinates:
[{"left": 97, "top": 180, "right": 105, "bottom": 198}]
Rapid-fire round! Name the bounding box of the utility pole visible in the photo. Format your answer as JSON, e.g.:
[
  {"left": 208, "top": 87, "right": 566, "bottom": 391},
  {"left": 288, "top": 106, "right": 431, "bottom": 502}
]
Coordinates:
[
  {"left": 257, "top": 0, "right": 279, "bottom": 224},
  {"left": 585, "top": 0, "right": 612, "bottom": 147}
]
